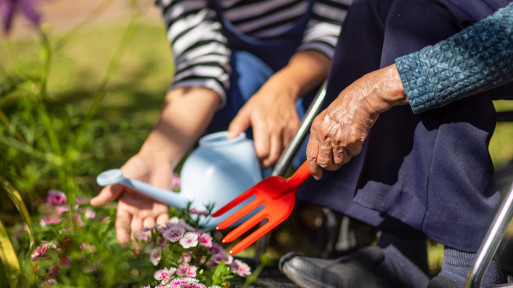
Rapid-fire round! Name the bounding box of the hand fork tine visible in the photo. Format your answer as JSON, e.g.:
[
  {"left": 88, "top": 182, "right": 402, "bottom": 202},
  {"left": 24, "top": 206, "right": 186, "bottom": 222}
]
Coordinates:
[
  {"left": 212, "top": 186, "right": 259, "bottom": 217},
  {"left": 213, "top": 161, "right": 311, "bottom": 254},
  {"left": 222, "top": 209, "right": 268, "bottom": 242},
  {"left": 228, "top": 215, "right": 287, "bottom": 255},
  {"left": 216, "top": 196, "right": 263, "bottom": 230}
]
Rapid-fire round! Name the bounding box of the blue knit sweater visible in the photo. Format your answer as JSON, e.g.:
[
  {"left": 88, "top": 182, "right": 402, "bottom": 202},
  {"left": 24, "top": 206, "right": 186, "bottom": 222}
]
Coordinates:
[{"left": 395, "top": 2, "right": 513, "bottom": 114}]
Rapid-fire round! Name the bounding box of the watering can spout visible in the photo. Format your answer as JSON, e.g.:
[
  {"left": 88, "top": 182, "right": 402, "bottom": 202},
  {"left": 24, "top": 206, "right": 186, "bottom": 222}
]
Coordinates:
[{"left": 96, "top": 169, "right": 189, "bottom": 210}]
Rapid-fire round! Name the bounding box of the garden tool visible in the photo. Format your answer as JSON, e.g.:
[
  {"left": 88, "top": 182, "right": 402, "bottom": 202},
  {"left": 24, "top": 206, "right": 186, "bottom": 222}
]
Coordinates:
[{"left": 212, "top": 160, "right": 311, "bottom": 255}]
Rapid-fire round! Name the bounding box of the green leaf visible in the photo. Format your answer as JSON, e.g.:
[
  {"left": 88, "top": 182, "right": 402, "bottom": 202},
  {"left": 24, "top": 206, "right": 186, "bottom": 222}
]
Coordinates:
[
  {"left": 0, "top": 221, "right": 20, "bottom": 288},
  {"left": 211, "top": 259, "right": 226, "bottom": 285}
]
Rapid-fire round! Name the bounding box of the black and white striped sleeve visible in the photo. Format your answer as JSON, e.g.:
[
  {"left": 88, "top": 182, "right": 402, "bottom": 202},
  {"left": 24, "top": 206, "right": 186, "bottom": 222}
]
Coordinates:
[
  {"left": 299, "top": 0, "right": 351, "bottom": 59},
  {"left": 156, "top": 0, "right": 231, "bottom": 106}
]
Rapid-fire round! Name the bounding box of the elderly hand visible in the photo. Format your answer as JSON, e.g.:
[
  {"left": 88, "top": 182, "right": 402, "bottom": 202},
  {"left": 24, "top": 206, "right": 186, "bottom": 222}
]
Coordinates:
[{"left": 306, "top": 64, "right": 407, "bottom": 180}]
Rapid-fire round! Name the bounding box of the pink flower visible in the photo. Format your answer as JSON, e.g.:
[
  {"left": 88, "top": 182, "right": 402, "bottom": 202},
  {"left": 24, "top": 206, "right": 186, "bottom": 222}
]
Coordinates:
[
  {"left": 40, "top": 216, "right": 61, "bottom": 227},
  {"left": 209, "top": 243, "right": 224, "bottom": 255},
  {"left": 153, "top": 267, "right": 175, "bottom": 281},
  {"left": 41, "top": 279, "right": 57, "bottom": 286},
  {"left": 230, "top": 259, "right": 251, "bottom": 277},
  {"left": 209, "top": 253, "right": 233, "bottom": 266},
  {"left": 80, "top": 243, "right": 96, "bottom": 253},
  {"left": 181, "top": 252, "right": 192, "bottom": 263},
  {"left": 189, "top": 208, "right": 208, "bottom": 216},
  {"left": 31, "top": 243, "right": 48, "bottom": 261},
  {"left": 0, "top": 0, "right": 41, "bottom": 33},
  {"left": 171, "top": 173, "right": 180, "bottom": 191},
  {"left": 60, "top": 256, "right": 71, "bottom": 268},
  {"left": 149, "top": 247, "right": 161, "bottom": 266},
  {"left": 168, "top": 277, "right": 205, "bottom": 288},
  {"left": 75, "top": 213, "right": 83, "bottom": 227},
  {"left": 166, "top": 217, "right": 194, "bottom": 231},
  {"left": 156, "top": 236, "right": 167, "bottom": 247},
  {"left": 179, "top": 232, "right": 198, "bottom": 249},
  {"left": 83, "top": 208, "right": 96, "bottom": 219},
  {"left": 49, "top": 264, "right": 60, "bottom": 276},
  {"left": 198, "top": 233, "right": 212, "bottom": 248},
  {"left": 54, "top": 205, "right": 70, "bottom": 214},
  {"left": 176, "top": 263, "right": 197, "bottom": 278},
  {"left": 47, "top": 190, "right": 67, "bottom": 205},
  {"left": 162, "top": 225, "right": 185, "bottom": 242}
]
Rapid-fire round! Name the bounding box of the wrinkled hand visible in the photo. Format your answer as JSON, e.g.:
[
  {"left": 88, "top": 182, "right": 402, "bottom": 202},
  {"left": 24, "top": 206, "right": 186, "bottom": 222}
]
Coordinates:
[
  {"left": 90, "top": 154, "right": 172, "bottom": 244},
  {"left": 307, "top": 64, "right": 407, "bottom": 180},
  {"left": 228, "top": 80, "right": 301, "bottom": 168}
]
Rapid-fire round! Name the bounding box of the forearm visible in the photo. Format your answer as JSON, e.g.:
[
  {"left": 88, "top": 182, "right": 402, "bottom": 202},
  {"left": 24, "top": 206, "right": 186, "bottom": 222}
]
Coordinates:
[
  {"left": 269, "top": 50, "right": 331, "bottom": 100},
  {"left": 138, "top": 87, "right": 220, "bottom": 167}
]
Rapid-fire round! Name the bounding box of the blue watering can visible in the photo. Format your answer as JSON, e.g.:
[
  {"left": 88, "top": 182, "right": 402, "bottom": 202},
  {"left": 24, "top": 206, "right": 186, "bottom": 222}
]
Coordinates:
[{"left": 96, "top": 131, "right": 262, "bottom": 229}]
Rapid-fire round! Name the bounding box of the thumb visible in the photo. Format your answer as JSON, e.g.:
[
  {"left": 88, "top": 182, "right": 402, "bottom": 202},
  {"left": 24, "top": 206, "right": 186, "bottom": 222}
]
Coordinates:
[
  {"left": 227, "top": 109, "right": 251, "bottom": 139},
  {"left": 90, "top": 184, "right": 124, "bottom": 206}
]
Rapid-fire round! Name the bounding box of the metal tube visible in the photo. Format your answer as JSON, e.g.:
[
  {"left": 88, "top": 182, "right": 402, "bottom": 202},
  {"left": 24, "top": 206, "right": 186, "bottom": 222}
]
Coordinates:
[
  {"left": 272, "top": 82, "right": 327, "bottom": 177},
  {"left": 466, "top": 182, "right": 513, "bottom": 288}
]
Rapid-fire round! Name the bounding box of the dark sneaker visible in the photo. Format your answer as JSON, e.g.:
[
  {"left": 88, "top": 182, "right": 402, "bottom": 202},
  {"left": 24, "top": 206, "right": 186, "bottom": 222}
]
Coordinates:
[{"left": 279, "top": 246, "right": 392, "bottom": 288}]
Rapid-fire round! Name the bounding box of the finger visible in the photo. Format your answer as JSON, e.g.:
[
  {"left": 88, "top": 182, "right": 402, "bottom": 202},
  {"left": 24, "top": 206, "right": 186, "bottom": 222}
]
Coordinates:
[
  {"left": 316, "top": 145, "right": 334, "bottom": 169},
  {"left": 143, "top": 218, "right": 155, "bottom": 230},
  {"left": 306, "top": 139, "right": 323, "bottom": 180},
  {"left": 227, "top": 108, "right": 251, "bottom": 139},
  {"left": 252, "top": 119, "right": 270, "bottom": 165},
  {"left": 115, "top": 207, "right": 132, "bottom": 245},
  {"left": 262, "top": 129, "right": 282, "bottom": 168},
  {"left": 131, "top": 216, "right": 144, "bottom": 241},
  {"left": 142, "top": 218, "right": 156, "bottom": 238},
  {"left": 156, "top": 214, "right": 169, "bottom": 226},
  {"left": 332, "top": 145, "right": 345, "bottom": 166},
  {"left": 90, "top": 184, "right": 124, "bottom": 206}
]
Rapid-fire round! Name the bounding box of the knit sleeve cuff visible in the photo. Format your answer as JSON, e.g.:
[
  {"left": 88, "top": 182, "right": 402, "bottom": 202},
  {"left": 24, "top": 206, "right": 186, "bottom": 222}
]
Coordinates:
[{"left": 395, "top": 52, "right": 437, "bottom": 114}]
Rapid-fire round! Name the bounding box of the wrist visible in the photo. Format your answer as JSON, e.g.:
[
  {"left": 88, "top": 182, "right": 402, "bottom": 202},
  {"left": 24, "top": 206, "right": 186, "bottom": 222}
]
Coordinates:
[
  {"left": 278, "top": 50, "right": 330, "bottom": 98},
  {"left": 375, "top": 64, "right": 408, "bottom": 110}
]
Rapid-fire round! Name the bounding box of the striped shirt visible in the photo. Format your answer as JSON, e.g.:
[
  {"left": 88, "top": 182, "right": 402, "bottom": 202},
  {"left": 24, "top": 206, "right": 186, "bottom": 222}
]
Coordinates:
[{"left": 155, "top": 0, "right": 351, "bottom": 105}]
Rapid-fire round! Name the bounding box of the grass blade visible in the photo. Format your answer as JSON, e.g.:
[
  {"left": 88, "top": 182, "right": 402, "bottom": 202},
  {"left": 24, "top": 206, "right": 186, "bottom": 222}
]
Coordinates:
[
  {"left": 0, "top": 177, "right": 34, "bottom": 250},
  {"left": 0, "top": 221, "right": 20, "bottom": 288}
]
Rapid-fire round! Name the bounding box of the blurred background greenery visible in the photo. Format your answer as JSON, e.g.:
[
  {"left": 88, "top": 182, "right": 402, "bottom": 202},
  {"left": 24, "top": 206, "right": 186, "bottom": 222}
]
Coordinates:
[{"left": 1, "top": 0, "right": 512, "bottom": 281}]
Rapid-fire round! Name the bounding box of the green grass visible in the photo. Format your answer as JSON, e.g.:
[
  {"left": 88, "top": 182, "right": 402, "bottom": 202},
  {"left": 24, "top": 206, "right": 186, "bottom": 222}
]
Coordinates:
[{"left": 1, "top": 20, "right": 173, "bottom": 130}]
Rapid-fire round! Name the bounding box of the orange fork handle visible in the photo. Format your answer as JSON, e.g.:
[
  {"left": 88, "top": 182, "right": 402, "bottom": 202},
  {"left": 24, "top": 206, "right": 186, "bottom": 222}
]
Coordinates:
[{"left": 286, "top": 160, "right": 311, "bottom": 188}]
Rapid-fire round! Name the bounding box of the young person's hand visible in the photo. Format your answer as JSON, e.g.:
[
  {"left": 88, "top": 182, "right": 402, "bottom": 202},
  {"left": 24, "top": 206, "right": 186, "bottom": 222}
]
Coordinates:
[
  {"left": 91, "top": 87, "right": 220, "bottom": 244},
  {"left": 91, "top": 154, "right": 171, "bottom": 244},
  {"left": 228, "top": 50, "right": 330, "bottom": 168}
]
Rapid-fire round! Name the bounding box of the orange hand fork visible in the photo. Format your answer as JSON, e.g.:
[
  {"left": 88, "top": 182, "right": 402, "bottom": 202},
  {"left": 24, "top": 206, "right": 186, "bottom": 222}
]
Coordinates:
[{"left": 212, "top": 160, "right": 311, "bottom": 255}]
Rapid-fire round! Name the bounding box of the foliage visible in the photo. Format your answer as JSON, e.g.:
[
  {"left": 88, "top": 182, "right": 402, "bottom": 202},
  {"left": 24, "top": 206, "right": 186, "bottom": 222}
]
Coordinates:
[{"left": 6, "top": 188, "right": 252, "bottom": 288}]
